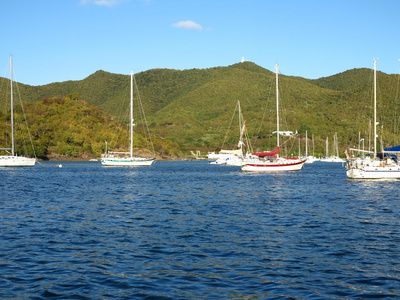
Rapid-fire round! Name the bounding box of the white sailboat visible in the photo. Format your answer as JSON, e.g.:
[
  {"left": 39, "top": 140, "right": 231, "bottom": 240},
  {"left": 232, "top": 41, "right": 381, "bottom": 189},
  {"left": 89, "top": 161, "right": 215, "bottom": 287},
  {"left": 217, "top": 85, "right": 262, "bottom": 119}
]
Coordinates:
[
  {"left": 321, "top": 133, "right": 343, "bottom": 162},
  {"left": 101, "top": 71, "right": 155, "bottom": 166},
  {"left": 304, "top": 131, "right": 318, "bottom": 163},
  {"left": 345, "top": 59, "right": 400, "bottom": 179},
  {"left": 241, "top": 63, "right": 306, "bottom": 172},
  {"left": 208, "top": 101, "right": 245, "bottom": 164},
  {"left": 0, "top": 56, "right": 36, "bottom": 167},
  {"left": 209, "top": 101, "right": 257, "bottom": 166}
]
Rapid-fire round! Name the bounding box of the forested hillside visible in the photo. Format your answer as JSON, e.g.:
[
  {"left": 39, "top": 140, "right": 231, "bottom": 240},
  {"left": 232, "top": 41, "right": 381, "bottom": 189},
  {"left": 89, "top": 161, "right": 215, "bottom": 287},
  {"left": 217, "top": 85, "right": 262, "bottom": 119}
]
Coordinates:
[
  {"left": 0, "top": 96, "right": 181, "bottom": 160},
  {"left": 1, "top": 62, "right": 399, "bottom": 158}
]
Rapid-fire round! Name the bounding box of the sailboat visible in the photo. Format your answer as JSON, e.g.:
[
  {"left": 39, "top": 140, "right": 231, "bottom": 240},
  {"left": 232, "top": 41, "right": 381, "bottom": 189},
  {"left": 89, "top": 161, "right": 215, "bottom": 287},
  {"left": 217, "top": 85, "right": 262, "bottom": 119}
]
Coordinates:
[
  {"left": 209, "top": 100, "right": 256, "bottom": 165},
  {"left": 224, "top": 117, "right": 259, "bottom": 166},
  {"left": 321, "top": 133, "right": 343, "bottom": 162},
  {"left": 304, "top": 131, "right": 318, "bottom": 163},
  {"left": 0, "top": 56, "right": 36, "bottom": 167},
  {"left": 345, "top": 59, "right": 400, "bottom": 179},
  {"left": 101, "top": 71, "right": 155, "bottom": 166},
  {"left": 241, "top": 63, "right": 306, "bottom": 172}
]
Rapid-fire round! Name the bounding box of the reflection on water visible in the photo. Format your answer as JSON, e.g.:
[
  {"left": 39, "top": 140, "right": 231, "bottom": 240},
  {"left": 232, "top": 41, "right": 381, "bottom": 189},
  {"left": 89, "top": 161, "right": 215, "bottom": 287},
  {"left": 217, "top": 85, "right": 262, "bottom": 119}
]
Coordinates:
[{"left": 0, "top": 161, "right": 399, "bottom": 299}]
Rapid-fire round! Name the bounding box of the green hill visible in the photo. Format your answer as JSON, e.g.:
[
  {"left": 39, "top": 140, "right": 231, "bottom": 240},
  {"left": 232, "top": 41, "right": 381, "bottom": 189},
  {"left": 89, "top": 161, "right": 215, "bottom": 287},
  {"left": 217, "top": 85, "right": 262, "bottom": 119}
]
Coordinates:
[
  {"left": 1, "top": 61, "right": 399, "bottom": 158},
  {"left": 312, "top": 68, "right": 373, "bottom": 91},
  {"left": 0, "top": 96, "right": 181, "bottom": 160}
]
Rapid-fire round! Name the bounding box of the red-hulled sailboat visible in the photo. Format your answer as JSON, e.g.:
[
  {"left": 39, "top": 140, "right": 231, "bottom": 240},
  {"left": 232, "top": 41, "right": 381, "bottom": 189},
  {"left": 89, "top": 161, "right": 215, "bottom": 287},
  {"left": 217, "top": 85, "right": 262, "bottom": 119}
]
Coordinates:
[{"left": 241, "top": 63, "right": 306, "bottom": 172}]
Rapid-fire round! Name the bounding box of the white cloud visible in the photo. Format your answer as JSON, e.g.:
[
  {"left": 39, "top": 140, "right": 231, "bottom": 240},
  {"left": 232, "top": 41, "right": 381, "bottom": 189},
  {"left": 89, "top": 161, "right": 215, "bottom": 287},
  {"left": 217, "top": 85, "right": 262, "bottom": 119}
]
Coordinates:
[
  {"left": 79, "top": 0, "right": 128, "bottom": 6},
  {"left": 172, "top": 20, "right": 202, "bottom": 31}
]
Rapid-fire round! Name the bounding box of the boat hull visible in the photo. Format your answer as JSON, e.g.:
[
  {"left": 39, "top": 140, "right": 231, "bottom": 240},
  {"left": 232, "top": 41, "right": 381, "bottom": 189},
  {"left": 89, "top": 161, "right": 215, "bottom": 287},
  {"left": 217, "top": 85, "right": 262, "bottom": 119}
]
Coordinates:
[
  {"left": 241, "top": 159, "right": 305, "bottom": 172},
  {"left": 0, "top": 155, "right": 36, "bottom": 167},
  {"left": 320, "top": 157, "right": 343, "bottom": 162},
  {"left": 346, "top": 165, "right": 400, "bottom": 179},
  {"left": 101, "top": 157, "right": 155, "bottom": 166},
  {"left": 305, "top": 156, "right": 319, "bottom": 164}
]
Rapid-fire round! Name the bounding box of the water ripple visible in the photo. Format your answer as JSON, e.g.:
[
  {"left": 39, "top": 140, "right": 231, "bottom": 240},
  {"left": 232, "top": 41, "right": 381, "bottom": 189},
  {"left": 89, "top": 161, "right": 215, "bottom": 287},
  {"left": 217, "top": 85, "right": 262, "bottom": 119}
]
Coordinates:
[{"left": 0, "top": 161, "right": 399, "bottom": 298}]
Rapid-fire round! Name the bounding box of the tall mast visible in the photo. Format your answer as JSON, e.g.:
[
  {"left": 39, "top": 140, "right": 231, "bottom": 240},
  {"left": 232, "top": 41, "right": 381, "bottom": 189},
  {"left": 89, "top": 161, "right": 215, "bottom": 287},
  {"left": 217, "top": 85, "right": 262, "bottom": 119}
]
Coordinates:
[
  {"left": 237, "top": 100, "right": 245, "bottom": 152},
  {"left": 312, "top": 134, "right": 315, "bottom": 156},
  {"left": 130, "top": 71, "right": 134, "bottom": 158},
  {"left": 306, "top": 131, "right": 308, "bottom": 157},
  {"left": 238, "top": 100, "right": 242, "bottom": 149},
  {"left": 373, "top": 59, "right": 377, "bottom": 159},
  {"left": 276, "top": 63, "right": 279, "bottom": 158},
  {"left": 10, "top": 55, "right": 14, "bottom": 156},
  {"left": 368, "top": 119, "right": 371, "bottom": 154},
  {"left": 335, "top": 132, "right": 339, "bottom": 157},
  {"left": 326, "top": 137, "right": 328, "bottom": 157}
]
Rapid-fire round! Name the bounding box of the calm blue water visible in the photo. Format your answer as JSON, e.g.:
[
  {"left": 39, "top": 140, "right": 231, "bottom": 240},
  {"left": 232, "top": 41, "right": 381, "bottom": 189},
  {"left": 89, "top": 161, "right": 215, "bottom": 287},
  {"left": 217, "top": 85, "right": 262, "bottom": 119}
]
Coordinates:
[{"left": 1, "top": 161, "right": 399, "bottom": 299}]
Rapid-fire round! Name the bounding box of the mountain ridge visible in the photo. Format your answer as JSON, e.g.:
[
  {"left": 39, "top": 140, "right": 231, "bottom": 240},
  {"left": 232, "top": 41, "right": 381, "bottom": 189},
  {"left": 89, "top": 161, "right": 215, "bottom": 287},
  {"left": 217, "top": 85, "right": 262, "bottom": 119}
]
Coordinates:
[{"left": 1, "top": 61, "right": 399, "bottom": 156}]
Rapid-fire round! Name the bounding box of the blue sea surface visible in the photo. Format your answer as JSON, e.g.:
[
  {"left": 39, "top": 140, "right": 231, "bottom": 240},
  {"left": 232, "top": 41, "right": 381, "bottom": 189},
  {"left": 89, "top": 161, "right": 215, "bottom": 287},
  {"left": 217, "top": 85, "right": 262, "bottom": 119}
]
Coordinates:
[{"left": 0, "top": 161, "right": 399, "bottom": 299}]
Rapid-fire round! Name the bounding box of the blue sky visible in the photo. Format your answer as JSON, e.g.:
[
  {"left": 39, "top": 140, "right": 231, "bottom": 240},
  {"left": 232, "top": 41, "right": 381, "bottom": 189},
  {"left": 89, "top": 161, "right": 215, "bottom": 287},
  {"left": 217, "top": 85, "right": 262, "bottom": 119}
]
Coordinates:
[{"left": 1, "top": 0, "right": 399, "bottom": 86}]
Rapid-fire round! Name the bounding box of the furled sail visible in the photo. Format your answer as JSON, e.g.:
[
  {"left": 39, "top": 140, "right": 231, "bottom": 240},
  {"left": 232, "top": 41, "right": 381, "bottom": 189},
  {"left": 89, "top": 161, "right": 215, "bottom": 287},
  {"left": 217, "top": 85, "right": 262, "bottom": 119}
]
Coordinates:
[{"left": 252, "top": 147, "right": 279, "bottom": 157}]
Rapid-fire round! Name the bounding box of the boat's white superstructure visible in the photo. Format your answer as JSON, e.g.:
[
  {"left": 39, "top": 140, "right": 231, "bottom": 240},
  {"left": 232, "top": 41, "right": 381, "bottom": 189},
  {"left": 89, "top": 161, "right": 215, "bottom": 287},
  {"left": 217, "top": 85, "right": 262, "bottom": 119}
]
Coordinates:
[
  {"left": 345, "top": 60, "right": 400, "bottom": 179},
  {"left": 101, "top": 71, "right": 155, "bottom": 167},
  {"left": 208, "top": 149, "right": 242, "bottom": 164},
  {"left": 241, "top": 63, "right": 305, "bottom": 172},
  {"left": 0, "top": 56, "right": 36, "bottom": 167}
]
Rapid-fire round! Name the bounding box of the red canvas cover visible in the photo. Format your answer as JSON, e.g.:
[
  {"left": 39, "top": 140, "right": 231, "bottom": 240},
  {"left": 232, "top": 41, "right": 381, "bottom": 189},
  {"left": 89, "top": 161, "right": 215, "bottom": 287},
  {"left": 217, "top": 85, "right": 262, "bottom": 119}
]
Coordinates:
[{"left": 253, "top": 147, "right": 279, "bottom": 157}]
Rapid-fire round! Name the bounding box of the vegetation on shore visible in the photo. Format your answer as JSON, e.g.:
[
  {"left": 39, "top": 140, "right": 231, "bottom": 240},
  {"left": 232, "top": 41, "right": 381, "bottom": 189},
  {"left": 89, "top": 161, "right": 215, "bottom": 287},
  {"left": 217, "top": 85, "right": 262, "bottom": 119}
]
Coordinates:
[
  {"left": 0, "top": 96, "right": 182, "bottom": 160},
  {"left": 1, "top": 61, "right": 399, "bottom": 159}
]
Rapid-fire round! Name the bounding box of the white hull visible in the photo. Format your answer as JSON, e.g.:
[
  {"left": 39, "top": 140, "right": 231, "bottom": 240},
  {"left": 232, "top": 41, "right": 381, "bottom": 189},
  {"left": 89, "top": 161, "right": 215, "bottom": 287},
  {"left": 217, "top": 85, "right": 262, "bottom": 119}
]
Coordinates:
[
  {"left": 208, "top": 152, "right": 241, "bottom": 160},
  {"left": 320, "top": 157, "right": 343, "bottom": 162},
  {"left": 101, "top": 157, "right": 154, "bottom": 166},
  {"left": 346, "top": 158, "right": 400, "bottom": 179},
  {"left": 209, "top": 155, "right": 232, "bottom": 164},
  {"left": 242, "top": 158, "right": 305, "bottom": 172},
  {"left": 226, "top": 157, "right": 260, "bottom": 166},
  {"left": 0, "top": 155, "right": 36, "bottom": 167},
  {"left": 210, "top": 157, "right": 246, "bottom": 166},
  {"left": 226, "top": 158, "right": 246, "bottom": 166},
  {"left": 209, "top": 160, "right": 225, "bottom": 165},
  {"left": 210, "top": 153, "right": 260, "bottom": 166},
  {"left": 305, "top": 156, "right": 319, "bottom": 164},
  {"left": 346, "top": 167, "right": 400, "bottom": 179}
]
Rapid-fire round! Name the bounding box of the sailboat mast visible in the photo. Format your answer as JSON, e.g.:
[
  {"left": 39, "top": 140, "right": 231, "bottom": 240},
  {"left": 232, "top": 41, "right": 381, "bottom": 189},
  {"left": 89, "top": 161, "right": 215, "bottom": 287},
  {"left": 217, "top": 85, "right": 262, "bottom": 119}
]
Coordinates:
[
  {"left": 276, "top": 63, "right": 280, "bottom": 158},
  {"left": 237, "top": 100, "right": 245, "bottom": 153},
  {"left": 369, "top": 119, "right": 371, "bottom": 154},
  {"left": 326, "top": 137, "right": 328, "bottom": 157},
  {"left": 130, "top": 71, "right": 134, "bottom": 159},
  {"left": 306, "top": 131, "right": 308, "bottom": 157},
  {"left": 10, "top": 55, "right": 14, "bottom": 156},
  {"left": 238, "top": 100, "right": 242, "bottom": 149},
  {"left": 312, "top": 134, "right": 315, "bottom": 157},
  {"left": 373, "top": 59, "right": 377, "bottom": 159},
  {"left": 335, "top": 132, "right": 339, "bottom": 157}
]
